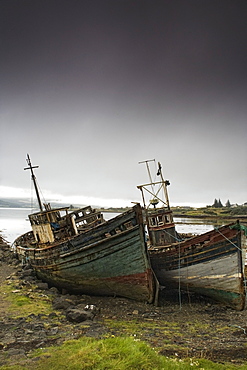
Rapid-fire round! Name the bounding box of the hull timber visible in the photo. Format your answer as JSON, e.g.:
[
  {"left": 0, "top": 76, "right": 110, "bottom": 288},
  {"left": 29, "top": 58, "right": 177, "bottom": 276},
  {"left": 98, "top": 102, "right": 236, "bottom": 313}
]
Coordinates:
[
  {"left": 14, "top": 205, "right": 156, "bottom": 303},
  {"left": 149, "top": 223, "right": 246, "bottom": 310}
]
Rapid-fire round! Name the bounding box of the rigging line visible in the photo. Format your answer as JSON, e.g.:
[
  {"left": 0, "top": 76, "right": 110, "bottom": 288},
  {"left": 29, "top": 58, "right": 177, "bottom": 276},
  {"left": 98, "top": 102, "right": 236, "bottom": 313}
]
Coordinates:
[
  {"left": 178, "top": 242, "right": 182, "bottom": 310},
  {"left": 30, "top": 177, "right": 36, "bottom": 213},
  {"left": 30, "top": 176, "right": 33, "bottom": 211},
  {"left": 160, "top": 228, "right": 183, "bottom": 242},
  {"left": 150, "top": 159, "right": 156, "bottom": 195},
  {"left": 146, "top": 159, "right": 156, "bottom": 196},
  {"left": 153, "top": 159, "right": 158, "bottom": 186},
  {"left": 28, "top": 169, "right": 46, "bottom": 212},
  {"left": 35, "top": 177, "right": 47, "bottom": 206},
  {"left": 214, "top": 228, "right": 241, "bottom": 251}
]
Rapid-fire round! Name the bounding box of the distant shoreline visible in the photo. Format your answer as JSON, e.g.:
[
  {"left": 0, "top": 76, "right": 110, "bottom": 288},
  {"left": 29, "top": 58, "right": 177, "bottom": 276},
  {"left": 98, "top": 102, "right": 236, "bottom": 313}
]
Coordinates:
[
  {"left": 172, "top": 213, "right": 247, "bottom": 223},
  {"left": 1, "top": 201, "right": 247, "bottom": 223}
]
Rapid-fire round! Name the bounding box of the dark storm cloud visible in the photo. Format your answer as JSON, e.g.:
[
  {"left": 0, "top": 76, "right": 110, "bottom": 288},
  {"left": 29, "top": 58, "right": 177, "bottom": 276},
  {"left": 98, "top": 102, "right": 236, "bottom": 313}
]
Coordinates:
[
  {"left": 1, "top": 0, "right": 247, "bottom": 206},
  {"left": 2, "top": 1, "right": 246, "bottom": 98}
]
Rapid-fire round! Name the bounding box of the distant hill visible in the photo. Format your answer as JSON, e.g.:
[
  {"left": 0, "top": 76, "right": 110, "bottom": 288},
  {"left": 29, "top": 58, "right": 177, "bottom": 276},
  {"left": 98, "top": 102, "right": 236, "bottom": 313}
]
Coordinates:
[
  {"left": 0, "top": 198, "right": 85, "bottom": 209},
  {"left": 0, "top": 198, "right": 129, "bottom": 213},
  {"left": 0, "top": 198, "right": 32, "bottom": 208}
]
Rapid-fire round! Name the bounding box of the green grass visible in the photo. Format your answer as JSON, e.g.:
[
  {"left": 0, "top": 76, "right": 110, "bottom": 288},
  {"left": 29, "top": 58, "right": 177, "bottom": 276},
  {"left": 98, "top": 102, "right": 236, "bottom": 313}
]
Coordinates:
[
  {"left": 1, "top": 278, "right": 247, "bottom": 369},
  {"left": 1, "top": 336, "right": 247, "bottom": 370},
  {"left": 0, "top": 280, "right": 53, "bottom": 317}
]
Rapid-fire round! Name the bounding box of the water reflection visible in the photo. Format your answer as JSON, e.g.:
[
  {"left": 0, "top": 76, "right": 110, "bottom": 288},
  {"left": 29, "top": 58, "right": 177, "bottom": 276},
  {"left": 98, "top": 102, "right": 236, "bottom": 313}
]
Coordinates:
[{"left": 0, "top": 208, "right": 32, "bottom": 243}]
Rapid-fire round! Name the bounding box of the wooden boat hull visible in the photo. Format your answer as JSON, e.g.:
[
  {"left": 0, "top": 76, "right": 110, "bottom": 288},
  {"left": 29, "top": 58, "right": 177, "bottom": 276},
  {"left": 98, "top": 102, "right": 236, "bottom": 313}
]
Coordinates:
[
  {"left": 150, "top": 224, "right": 246, "bottom": 310},
  {"left": 15, "top": 206, "right": 156, "bottom": 303}
]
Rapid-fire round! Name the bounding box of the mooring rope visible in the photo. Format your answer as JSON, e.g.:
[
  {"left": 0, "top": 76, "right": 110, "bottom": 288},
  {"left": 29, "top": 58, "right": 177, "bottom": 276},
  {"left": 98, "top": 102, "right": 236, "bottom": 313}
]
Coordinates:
[
  {"left": 160, "top": 228, "right": 183, "bottom": 242},
  {"left": 214, "top": 227, "right": 241, "bottom": 251}
]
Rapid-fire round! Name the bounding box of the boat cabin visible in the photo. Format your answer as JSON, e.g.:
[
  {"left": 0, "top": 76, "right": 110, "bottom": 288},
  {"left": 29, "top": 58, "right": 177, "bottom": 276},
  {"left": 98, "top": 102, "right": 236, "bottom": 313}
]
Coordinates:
[
  {"left": 148, "top": 208, "right": 174, "bottom": 229},
  {"left": 29, "top": 205, "right": 104, "bottom": 245},
  {"left": 17, "top": 155, "right": 105, "bottom": 248}
]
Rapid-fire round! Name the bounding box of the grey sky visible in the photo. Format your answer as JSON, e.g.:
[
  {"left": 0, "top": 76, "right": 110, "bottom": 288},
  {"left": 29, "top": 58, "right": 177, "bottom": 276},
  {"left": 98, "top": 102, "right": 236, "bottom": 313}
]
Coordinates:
[{"left": 1, "top": 0, "right": 246, "bottom": 207}]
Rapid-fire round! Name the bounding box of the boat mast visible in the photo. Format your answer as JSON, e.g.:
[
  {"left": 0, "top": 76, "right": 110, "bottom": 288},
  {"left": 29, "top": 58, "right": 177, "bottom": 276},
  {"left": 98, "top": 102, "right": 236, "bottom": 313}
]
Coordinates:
[
  {"left": 138, "top": 159, "right": 155, "bottom": 184},
  {"left": 24, "top": 154, "right": 43, "bottom": 212},
  {"left": 157, "top": 162, "right": 171, "bottom": 210},
  {"left": 138, "top": 159, "right": 155, "bottom": 208},
  {"left": 138, "top": 159, "right": 171, "bottom": 210}
]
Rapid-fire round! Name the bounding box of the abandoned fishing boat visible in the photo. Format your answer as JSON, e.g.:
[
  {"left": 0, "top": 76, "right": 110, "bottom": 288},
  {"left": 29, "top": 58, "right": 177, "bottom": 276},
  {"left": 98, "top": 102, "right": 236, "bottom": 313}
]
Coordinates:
[
  {"left": 13, "top": 155, "right": 157, "bottom": 303},
  {"left": 138, "top": 159, "right": 246, "bottom": 310},
  {"left": 149, "top": 223, "right": 246, "bottom": 310}
]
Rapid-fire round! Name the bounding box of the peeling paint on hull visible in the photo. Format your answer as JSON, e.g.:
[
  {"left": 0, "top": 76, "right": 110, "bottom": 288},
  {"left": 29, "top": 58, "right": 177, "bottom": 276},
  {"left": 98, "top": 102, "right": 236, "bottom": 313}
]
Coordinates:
[{"left": 36, "top": 270, "right": 154, "bottom": 302}]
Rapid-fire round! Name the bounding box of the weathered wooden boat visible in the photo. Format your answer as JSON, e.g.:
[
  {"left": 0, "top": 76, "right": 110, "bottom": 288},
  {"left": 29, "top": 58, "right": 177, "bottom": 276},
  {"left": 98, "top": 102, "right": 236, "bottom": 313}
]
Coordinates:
[
  {"left": 138, "top": 159, "right": 246, "bottom": 310},
  {"left": 149, "top": 223, "right": 246, "bottom": 310},
  {"left": 13, "top": 155, "right": 157, "bottom": 303}
]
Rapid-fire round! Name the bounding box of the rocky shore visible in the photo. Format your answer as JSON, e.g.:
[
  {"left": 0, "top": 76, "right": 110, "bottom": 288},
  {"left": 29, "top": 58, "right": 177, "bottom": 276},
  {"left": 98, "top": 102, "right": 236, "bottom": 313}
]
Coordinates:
[{"left": 1, "top": 235, "right": 247, "bottom": 367}]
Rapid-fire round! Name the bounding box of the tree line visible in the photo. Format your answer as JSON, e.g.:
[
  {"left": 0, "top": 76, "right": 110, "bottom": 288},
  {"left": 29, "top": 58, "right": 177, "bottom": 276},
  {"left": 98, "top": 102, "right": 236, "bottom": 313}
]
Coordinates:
[{"left": 212, "top": 199, "right": 231, "bottom": 208}]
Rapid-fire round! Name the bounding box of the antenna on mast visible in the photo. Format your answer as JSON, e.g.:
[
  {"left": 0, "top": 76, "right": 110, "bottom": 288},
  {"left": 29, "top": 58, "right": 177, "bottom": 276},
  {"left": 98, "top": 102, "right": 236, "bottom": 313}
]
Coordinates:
[{"left": 24, "top": 154, "right": 43, "bottom": 212}]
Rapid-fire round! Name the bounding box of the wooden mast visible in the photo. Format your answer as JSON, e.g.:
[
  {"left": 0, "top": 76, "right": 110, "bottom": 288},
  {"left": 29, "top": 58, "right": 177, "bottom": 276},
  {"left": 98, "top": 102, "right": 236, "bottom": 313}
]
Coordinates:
[
  {"left": 24, "top": 154, "right": 43, "bottom": 212},
  {"left": 138, "top": 159, "right": 171, "bottom": 209},
  {"left": 157, "top": 161, "right": 171, "bottom": 210}
]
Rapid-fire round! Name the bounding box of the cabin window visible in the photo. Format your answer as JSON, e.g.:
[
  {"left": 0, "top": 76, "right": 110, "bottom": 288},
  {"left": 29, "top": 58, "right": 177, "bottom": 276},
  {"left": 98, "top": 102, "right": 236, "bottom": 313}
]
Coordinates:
[
  {"left": 158, "top": 216, "right": 164, "bottom": 226},
  {"left": 78, "top": 219, "right": 88, "bottom": 226},
  {"left": 150, "top": 217, "right": 157, "bottom": 226}
]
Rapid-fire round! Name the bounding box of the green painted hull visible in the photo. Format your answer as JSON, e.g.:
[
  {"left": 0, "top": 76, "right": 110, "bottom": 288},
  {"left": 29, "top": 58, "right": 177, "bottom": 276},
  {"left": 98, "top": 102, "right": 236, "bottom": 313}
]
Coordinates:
[{"left": 17, "top": 205, "right": 156, "bottom": 303}]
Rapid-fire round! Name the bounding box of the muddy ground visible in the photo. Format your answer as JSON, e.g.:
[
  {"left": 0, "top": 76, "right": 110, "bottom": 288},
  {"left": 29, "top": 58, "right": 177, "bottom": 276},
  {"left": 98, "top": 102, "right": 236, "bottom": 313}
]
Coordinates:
[{"left": 1, "top": 236, "right": 247, "bottom": 367}]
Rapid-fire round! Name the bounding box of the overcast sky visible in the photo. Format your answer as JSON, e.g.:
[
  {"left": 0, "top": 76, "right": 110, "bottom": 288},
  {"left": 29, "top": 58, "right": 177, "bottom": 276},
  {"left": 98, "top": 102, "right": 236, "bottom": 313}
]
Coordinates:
[{"left": 1, "top": 0, "right": 246, "bottom": 208}]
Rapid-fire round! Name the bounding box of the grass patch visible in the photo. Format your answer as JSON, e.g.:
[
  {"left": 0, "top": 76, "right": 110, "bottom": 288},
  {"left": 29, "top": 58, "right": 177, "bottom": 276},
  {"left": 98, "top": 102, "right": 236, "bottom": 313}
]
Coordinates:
[
  {"left": 103, "top": 317, "right": 215, "bottom": 343},
  {"left": 2, "top": 336, "right": 247, "bottom": 370},
  {"left": 0, "top": 280, "right": 53, "bottom": 317}
]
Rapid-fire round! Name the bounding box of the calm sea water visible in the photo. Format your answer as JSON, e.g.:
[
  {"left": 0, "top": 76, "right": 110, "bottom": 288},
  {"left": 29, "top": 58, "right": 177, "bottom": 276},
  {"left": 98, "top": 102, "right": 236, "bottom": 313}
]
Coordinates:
[
  {"left": 0, "top": 208, "right": 218, "bottom": 244},
  {"left": 0, "top": 208, "right": 32, "bottom": 244}
]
